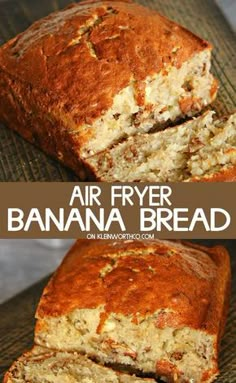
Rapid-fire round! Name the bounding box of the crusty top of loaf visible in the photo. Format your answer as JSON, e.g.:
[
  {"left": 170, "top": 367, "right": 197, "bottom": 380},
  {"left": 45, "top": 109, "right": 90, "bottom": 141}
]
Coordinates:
[
  {"left": 36, "top": 239, "right": 230, "bottom": 336},
  {"left": 191, "top": 166, "right": 236, "bottom": 182},
  {"left": 0, "top": 0, "right": 211, "bottom": 126}
]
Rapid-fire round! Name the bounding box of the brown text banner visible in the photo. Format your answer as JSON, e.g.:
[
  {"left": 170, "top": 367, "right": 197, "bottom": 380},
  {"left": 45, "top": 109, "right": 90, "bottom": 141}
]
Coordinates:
[{"left": 0, "top": 183, "right": 235, "bottom": 238}]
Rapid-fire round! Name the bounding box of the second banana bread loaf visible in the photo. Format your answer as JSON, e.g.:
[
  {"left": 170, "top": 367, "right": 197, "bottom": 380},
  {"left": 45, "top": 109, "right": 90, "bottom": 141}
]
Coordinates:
[{"left": 35, "top": 239, "right": 231, "bottom": 383}]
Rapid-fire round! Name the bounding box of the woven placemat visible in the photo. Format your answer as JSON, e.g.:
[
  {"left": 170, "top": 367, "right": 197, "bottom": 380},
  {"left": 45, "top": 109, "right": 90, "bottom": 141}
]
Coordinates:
[
  {"left": 0, "top": 0, "right": 235, "bottom": 181},
  {"left": 0, "top": 240, "right": 235, "bottom": 381}
]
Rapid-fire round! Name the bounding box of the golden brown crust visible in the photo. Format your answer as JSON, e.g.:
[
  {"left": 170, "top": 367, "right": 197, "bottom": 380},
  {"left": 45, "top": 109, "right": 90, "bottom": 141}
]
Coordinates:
[
  {"left": 190, "top": 166, "right": 236, "bottom": 182},
  {"left": 0, "top": 0, "right": 211, "bottom": 127},
  {"left": 36, "top": 239, "right": 231, "bottom": 340},
  {"left": 0, "top": 68, "right": 89, "bottom": 179},
  {"left": 179, "top": 241, "right": 231, "bottom": 346},
  {"left": 3, "top": 372, "right": 10, "bottom": 383}
]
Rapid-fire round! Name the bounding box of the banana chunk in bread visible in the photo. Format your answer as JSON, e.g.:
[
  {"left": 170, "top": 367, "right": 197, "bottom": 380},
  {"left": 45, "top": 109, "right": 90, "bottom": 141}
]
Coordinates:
[
  {"left": 4, "top": 346, "right": 155, "bottom": 383},
  {"left": 0, "top": 0, "right": 217, "bottom": 178},
  {"left": 35, "top": 240, "right": 231, "bottom": 383},
  {"left": 86, "top": 111, "right": 236, "bottom": 181}
]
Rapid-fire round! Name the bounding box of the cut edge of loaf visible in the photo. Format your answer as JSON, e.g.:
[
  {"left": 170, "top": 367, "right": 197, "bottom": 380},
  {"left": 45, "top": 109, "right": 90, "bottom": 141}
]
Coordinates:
[
  {"left": 3, "top": 346, "right": 156, "bottom": 383},
  {"left": 77, "top": 49, "right": 217, "bottom": 157},
  {"left": 35, "top": 311, "right": 219, "bottom": 383},
  {"left": 85, "top": 111, "right": 236, "bottom": 182}
]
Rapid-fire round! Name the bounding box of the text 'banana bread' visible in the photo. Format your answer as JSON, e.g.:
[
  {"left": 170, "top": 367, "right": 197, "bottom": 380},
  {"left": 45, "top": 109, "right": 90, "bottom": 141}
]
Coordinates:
[
  {"left": 35, "top": 239, "right": 231, "bottom": 383},
  {"left": 0, "top": 0, "right": 217, "bottom": 179}
]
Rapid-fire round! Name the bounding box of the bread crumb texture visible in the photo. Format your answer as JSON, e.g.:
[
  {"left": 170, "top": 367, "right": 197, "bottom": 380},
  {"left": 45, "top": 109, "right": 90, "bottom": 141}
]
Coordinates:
[{"left": 86, "top": 111, "right": 236, "bottom": 181}]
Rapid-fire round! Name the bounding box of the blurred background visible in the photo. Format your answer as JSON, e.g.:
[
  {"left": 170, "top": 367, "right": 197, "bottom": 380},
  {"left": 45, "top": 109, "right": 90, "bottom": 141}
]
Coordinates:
[
  {"left": 216, "top": 0, "right": 236, "bottom": 31},
  {"left": 0, "top": 239, "right": 74, "bottom": 303}
]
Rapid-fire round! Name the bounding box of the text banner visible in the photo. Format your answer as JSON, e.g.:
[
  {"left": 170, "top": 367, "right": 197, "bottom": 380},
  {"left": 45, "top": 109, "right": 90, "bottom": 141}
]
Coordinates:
[{"left": 0, "top": 183, "right": 235, "bottom": 238}]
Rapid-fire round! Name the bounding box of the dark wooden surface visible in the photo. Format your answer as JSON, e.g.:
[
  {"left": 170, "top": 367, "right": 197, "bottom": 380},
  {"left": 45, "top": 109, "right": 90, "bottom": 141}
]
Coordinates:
[
  {"left": 0, "top": 0, "right": 235, "bottom": 180},
  {"left": 0, "top": 240, "right": 235, "bottom": 382}
]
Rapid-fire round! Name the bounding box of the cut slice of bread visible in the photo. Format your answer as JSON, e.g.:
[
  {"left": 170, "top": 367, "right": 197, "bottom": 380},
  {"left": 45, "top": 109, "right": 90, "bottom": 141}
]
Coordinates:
[
  {"left": 0, "top": 0, "right": 217, "bottom": 178},
  {"left": 35, "top": 240, "right": 231, "bottom": 383},
  {"left": 86, "top": 111, "right": 236, "bottom": 181},
  {"left": 4, "top": 346, "right": 156, "bottom": 383}
]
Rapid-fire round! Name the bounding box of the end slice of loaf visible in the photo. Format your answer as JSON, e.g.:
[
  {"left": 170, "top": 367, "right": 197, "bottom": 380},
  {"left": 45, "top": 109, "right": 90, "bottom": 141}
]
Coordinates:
[
  {"left": 86, "top": 111, "right": 236, "bottom": 181},
  {"left": 35, "top": 239, "right": 231, "bottom": 383},
  {"left": 0, "top": 0, "right": 217, "bottom": 177},
  {"left": 4, "top": 346, "right": 156, "bottom": 383}
]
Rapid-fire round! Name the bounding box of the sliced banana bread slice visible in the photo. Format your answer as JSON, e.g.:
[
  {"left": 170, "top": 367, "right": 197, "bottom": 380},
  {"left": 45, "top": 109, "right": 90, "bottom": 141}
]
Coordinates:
[
  {"left": 85, "top": 111, "right": 236, "bottom": 181},
  {"left": 4, "top": 346, "right": 156, "bottom": 383}
]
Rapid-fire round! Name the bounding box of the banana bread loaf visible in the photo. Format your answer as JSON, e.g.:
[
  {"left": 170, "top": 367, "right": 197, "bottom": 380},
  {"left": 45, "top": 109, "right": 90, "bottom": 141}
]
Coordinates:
[
  {"left": 35, "top": 239, "right": 231, "bottom": 383},
  {"left": 4, "top": 346, "right": 156, "bottom": 383},
  {"left": 0, "top": 0, "right": 217, "bottom": 179},
  {"left": 86, "top": 111, "right": 236, "bottom": 181}
]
